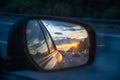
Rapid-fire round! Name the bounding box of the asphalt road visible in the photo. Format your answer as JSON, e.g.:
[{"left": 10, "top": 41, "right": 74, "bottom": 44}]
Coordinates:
[
  {"left": 63, "top": 52, "right": 88, "bottom": 68},
  {"left": 0, "top": 20, "right": 120, "bottom": 80}
]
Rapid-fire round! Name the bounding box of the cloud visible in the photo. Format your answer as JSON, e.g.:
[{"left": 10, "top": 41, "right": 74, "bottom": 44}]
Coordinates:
[
  {"left": 61, "top": 28, "right": 83, "bottom": 31},
  {"left": 42, "top": 20, "right": 78, "bottom": 28},
  {"left": 54, "top": 32, "right": 63, "bottom": 35},
  {"left": 54, "top": 37, "right": 80, "bottom": 45}
]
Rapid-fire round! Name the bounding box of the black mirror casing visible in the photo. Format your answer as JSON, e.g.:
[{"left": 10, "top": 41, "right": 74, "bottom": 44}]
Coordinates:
[
  {"left": 7, "top": 18, "right": 37, "bottom": 71},
  {"left": 7, "top": 16, "right": 96, "bottom": 71}
]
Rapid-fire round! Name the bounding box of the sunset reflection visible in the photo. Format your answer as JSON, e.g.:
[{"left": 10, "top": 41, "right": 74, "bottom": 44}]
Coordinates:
[
  {"left": 41, "top": 20, "right": 89, "bottom": 69},
  {"left": 41, "top": 20, "right": 89, "bottom": 53},
  {"left": 56, "top": 42, "right": 79, "bottom": 51}
]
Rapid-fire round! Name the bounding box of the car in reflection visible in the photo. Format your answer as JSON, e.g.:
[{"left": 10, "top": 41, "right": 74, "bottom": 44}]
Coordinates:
[
  {"left": 72, "top": 50, "right": 81, "bottom": 57},
  {"left": 58, "top": 50, "right": 66, "bottom": 56}
]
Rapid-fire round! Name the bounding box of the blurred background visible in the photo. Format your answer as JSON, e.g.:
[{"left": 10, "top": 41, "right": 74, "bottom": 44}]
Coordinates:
[{"left": 0, "top": 0, "right": 120, "bottom": 19}]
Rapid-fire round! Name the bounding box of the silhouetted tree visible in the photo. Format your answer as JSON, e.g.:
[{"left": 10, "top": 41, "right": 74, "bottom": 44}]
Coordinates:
[{"left": 0, "top": 0, "right": 120, "bottom": 19}]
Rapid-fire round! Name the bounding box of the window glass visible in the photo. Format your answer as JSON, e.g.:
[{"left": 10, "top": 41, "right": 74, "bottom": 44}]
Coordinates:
[
  {"left": 40, "top": 21, "right": 56, "bottom": 53},
  {"left": 26, "top": 20, "right": 49, "bottom": 61}
]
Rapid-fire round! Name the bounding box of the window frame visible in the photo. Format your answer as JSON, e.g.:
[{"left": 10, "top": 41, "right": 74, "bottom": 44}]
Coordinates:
[
  {"left": 26, "top": 19, "right": 51, "bottom": 59},
  {"left": 38, "top": 20, "right": 57, "bottom": 54}
]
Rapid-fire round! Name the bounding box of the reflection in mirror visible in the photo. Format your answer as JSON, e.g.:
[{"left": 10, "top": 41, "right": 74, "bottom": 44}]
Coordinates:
[
  {"left": 26, "top": 19, "right": 89, "bottom": 70},
  {"left": 26, "top": 20, "right": 52, "bottom": 69},
  {"left": 41, "top": 20, "right": 89, "bottom": 69}
]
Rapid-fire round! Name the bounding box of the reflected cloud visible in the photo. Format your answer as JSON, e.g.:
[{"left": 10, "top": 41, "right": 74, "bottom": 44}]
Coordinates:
[
  {"left": 41, "top": 20, "right": 88, "bottom": 40},
  {"left": 61, "top": 28, "right": 83, "bottom": 31},
  {"left": 54, "top": 32, "right": 63, "bottom": 35},
  {"left": 54, "top": 37, "right": 80, "bottom": 45},
  {"left": 42, "top": 20, "right": 77, "bottom": 28}
]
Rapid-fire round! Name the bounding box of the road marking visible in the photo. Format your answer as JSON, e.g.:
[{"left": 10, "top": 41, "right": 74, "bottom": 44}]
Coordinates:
[
  {"left": 0, "top": 40, "right": 8, "bottom": 44},
  {"left": 0, "top": 21, "right": 14, "bottom": 25},
  {"left": 97, "top": 33, "right": 120, "bottom": 38}
]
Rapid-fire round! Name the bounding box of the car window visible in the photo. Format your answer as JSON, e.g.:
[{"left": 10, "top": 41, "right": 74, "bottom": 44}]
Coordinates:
[
  {"left": 39, "top": 21, "right": 56, "bottom": 53},
  {"left": 26, "top": 20, "right": 49, "bottom": 60}
]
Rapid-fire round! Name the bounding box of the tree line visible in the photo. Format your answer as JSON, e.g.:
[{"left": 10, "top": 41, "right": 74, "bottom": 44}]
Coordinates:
[{"left": 0, "top": 0, "right": 120, "bottom": 19}]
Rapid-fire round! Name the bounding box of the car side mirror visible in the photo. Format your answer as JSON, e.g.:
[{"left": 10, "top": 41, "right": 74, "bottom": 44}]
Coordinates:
[{"left": 8, "top": 16, "right": 96, "bottom": 71}]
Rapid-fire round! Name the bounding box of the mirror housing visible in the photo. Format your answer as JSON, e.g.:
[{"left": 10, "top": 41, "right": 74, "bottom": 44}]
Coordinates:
[{"left": 8, "top": 16, "right": 96, "bottom": 71}]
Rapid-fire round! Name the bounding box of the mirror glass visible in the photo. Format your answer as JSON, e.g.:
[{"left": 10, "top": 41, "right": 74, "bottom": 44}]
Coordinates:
[{"left": 26, "top": 19, "right": 89, "bottom": 70}]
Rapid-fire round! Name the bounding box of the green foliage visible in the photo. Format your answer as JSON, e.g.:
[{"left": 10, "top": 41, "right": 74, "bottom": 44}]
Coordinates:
[
  {"left": 0, "top": 0, "right": 120, "bottom": 19},
  {"left": 102, "top": 6, "right": 120, "bottom": 19},
  {"left": 0, "top": 0, "right": 42, "bottom": 14},
  {"left": 52, "top": 3, "right": 72, "bottom": 16},
  {"left": 40, "top": 3, "right": 72, "bottom": 16}
]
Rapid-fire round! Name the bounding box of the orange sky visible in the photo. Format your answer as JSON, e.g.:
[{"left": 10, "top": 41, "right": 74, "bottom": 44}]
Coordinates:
[{"left": 56, "top": 42, "right": 79, "bottom": 51}]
